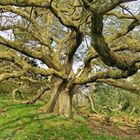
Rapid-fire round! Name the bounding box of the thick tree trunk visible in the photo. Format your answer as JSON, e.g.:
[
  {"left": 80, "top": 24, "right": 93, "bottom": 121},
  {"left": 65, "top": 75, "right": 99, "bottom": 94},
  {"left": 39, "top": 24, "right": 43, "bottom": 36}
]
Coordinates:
[
  {"left": 39, "top": 77, "right": 64, "bottom": 113},
  {"left": 39, "top": 77, "right": 74, "bottom": 118},
  {"left": 36, "top": 65, "right": 76, "bottom": 117},
  {"left": 59, "top": 88, "right": 73, "bottom": 118}
]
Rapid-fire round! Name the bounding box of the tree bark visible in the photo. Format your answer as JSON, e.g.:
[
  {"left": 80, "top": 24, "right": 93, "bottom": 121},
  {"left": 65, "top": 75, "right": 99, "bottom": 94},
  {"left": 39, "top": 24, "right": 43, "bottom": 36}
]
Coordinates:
[
  {"left": 59, "top": 88, "right": 73, "bottom": 118},
  {"left": 39, "top": 77, "right": 74, "bottom": 118},
  {"left": 39, "top": 77, "right": 64, "bottom": 113}
]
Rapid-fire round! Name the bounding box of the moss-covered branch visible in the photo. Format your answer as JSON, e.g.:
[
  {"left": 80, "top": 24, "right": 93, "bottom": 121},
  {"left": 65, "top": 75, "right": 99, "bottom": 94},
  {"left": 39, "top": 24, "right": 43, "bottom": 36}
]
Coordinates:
[
  {"left": 91, "top": 13, "right": 137, "bottom": 73},
  {"left": 74, "top": 69, "right": 136, "bottom": 85},
  {"left": 97, "top": 79, "right": 140, "bottom": 96},
  {"left": 0, "top": 51, "right": 67, "bottom": 79},
  {"left": 0, "top": 0, "right": 50, "bottom": 8}
]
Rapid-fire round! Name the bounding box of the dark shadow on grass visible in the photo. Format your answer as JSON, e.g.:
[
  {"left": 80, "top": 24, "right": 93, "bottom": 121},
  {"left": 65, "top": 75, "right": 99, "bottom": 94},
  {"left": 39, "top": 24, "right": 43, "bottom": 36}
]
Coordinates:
[
  {"left": 0, "top": 113, "right": 58, "bottom": 139},
  {"left": 5, "top": 103, "right": 42, "bottom": 111},
  {"left": 0, "top": 111, "right": 58, "bottom": 132}
]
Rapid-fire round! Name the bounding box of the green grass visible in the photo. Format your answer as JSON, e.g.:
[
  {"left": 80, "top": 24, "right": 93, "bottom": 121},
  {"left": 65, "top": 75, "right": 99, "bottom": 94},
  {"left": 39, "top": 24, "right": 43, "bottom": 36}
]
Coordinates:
[{"left": 0, "top": 99, "right": 136, "bottom": 140}]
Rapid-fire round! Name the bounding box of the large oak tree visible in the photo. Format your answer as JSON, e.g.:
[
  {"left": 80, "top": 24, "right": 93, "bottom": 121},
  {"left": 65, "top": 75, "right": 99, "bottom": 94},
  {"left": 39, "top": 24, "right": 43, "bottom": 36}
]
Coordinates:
[{"left": 0, "top": 0, "right": 140, "bottom": 118}]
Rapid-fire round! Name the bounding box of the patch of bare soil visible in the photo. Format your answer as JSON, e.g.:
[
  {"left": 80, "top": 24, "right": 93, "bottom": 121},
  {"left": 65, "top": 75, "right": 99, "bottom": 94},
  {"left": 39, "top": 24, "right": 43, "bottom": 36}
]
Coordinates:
[{"left": 86, "top": 114, "right": 140, "bottom": 140}]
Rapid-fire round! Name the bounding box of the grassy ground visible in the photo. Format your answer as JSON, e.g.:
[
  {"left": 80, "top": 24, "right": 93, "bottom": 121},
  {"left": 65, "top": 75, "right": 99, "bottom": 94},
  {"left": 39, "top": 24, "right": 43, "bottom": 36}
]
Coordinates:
[{"left": 0, "top": 99, "right": 137, "bottom": 140}]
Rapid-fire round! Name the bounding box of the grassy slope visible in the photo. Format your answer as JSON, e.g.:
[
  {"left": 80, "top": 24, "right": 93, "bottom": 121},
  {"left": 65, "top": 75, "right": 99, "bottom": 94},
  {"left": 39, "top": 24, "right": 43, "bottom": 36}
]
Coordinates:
[{"left": 0, "top": 100, "right": 135, "bottom": 140}]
